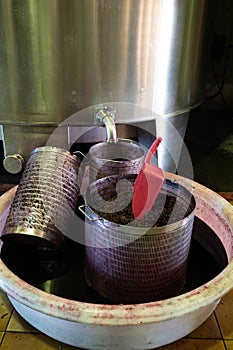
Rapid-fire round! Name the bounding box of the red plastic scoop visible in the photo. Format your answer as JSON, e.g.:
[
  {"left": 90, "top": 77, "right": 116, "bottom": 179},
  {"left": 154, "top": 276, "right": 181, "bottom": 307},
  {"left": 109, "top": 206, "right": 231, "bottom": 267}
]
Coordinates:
[{"left": 132, "top": 137, "right": 164, "bottom": 220}]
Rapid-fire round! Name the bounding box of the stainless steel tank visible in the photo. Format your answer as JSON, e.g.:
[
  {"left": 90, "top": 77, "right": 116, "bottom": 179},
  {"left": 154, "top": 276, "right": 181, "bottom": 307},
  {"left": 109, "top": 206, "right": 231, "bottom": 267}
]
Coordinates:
[{"left": 0, "top": 0, "right": 215, "bottom": 173}]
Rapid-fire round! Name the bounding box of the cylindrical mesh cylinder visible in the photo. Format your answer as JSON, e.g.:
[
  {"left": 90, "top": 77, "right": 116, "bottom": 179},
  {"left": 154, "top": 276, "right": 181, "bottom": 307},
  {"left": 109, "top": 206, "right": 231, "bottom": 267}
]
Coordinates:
[
  {"left": 2, "top": 147, "right": 81, "bottom": 248},
  {"left": 88, "top": 139, "right": 145, "bottom": 183},
  {"left": 84, "top": 175, "right": 196, "bottom": 303}
]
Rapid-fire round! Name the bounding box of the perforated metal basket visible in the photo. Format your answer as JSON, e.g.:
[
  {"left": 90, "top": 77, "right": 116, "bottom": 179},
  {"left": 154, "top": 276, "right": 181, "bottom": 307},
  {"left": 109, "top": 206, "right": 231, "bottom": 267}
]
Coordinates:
[
  {"left": 88, "top": 138, "right": 145, "bottom": 182},
  {"left": 83, "top": 174, "right": 196, "bottom": 303},
  {"left": 2, "top": 147, "right": 81, "bottom": 248}
]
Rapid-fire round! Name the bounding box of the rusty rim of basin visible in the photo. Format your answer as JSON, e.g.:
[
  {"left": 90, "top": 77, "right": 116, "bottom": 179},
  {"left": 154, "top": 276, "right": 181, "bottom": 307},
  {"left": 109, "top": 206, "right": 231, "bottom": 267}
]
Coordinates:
[{"left": 0, "top": 173, "right": 232, "bottom": 326}]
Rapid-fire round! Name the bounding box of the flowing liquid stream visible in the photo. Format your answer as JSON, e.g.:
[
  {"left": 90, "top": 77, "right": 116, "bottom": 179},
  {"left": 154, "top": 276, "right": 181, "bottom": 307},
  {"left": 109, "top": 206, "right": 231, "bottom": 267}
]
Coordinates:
[{"left": 0, "top": 217, "right": 228, "bottom": 304}]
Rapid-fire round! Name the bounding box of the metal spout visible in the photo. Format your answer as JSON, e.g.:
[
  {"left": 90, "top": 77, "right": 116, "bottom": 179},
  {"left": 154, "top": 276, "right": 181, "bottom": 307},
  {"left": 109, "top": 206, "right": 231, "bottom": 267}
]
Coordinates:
[{"left": 96, "top": 106, "right": 118, "bottom": 143}]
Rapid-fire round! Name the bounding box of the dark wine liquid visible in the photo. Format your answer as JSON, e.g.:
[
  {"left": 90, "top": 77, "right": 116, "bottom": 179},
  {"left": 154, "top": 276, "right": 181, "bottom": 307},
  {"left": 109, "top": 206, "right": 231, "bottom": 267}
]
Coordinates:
[{"left": 0, "top": 217, "right": 227, "bottom": 304}]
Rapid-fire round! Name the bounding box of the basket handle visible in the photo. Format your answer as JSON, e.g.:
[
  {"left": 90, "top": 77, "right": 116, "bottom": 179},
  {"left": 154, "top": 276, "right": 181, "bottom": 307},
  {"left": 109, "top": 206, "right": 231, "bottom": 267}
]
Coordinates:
[
  {"left": 78, "top": 204, "right": 102, "bottom": 221},
  {"left": 72, "top": 151, "right": 90, "bottom": 163}
]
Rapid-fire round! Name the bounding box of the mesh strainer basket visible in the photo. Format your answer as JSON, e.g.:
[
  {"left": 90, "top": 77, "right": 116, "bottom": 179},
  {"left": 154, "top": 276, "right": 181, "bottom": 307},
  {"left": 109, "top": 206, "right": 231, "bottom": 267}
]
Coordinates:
[
  {"left": 82, "top": 174, "right": 196, "bottom": 303},
  {"left": 88, "top": 138, "right": 145, "bottom": 182},
  {"left": 1, "top": 147, "right": 81, "bottom": 248}
]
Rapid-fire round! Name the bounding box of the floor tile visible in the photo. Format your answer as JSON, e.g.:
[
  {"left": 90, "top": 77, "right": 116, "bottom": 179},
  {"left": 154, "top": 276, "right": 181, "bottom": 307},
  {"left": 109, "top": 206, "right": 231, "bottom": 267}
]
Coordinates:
[
  {"left": 0, "top": 291, "right": 13, "bottom": 331},
  {"left": 7, "top": 310, "right": 39, "bottom": 332},
  {"left": 0, "top": 332, "right": 78, "bottom": 350},
  {"left": 0, "top": 332, "right": 4, "bottom": 345},
  {"left": 186, "top": 312, "right": 221, "bottom": 339},
  {"left": 215, "top": 289, "right": 233, "bottom": 338},
  {"left": 225, "top": 340, "right": 233, "bottom": 349},
  {"left": 156, "top": 338, "right": 225, "bottom": 350}
]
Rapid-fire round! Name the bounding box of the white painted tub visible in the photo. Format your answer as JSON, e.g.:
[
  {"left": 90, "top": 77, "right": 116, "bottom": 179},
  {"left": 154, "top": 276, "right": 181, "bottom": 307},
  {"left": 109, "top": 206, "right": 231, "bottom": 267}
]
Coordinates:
[{"left": 0, "top": 173, "right": 232, "bottom": 349}]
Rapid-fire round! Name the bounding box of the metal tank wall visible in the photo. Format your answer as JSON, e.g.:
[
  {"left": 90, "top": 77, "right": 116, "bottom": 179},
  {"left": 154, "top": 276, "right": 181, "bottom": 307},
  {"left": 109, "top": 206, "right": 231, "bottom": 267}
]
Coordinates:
[{"left": 0, "top": 0, "right": 215, "bottom": 170}]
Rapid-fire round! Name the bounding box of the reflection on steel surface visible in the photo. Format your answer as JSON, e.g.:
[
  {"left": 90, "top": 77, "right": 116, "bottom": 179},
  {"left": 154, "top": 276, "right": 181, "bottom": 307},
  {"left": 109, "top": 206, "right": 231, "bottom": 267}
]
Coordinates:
[{"left": 0, "top": 0, "right": 215, "bottom": 161}]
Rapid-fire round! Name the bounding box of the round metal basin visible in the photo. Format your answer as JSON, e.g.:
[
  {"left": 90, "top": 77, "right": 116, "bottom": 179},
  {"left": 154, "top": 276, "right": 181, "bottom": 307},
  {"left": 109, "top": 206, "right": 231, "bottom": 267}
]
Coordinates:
[{"left": 0, "top": 173, "right": 232, "bottom": 349}]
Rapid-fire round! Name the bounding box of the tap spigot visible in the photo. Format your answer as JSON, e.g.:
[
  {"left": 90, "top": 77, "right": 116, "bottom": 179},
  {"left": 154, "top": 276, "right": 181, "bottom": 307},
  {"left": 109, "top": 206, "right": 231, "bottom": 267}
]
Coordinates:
[{"left": 96, "top": 105, "right": 118, "bottom": 143}]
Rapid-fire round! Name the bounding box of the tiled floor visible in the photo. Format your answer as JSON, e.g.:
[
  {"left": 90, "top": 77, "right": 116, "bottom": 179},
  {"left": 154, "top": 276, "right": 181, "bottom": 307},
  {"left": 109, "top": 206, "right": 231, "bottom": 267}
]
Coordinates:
[{"left": 0, "top": 288, "right": 233, "bottom": 349}]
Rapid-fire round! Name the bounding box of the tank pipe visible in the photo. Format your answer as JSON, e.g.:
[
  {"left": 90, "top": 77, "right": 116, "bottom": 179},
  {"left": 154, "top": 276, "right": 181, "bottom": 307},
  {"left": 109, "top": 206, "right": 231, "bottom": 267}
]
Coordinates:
[{"left": 95, "top": 106, "right": 118, "bottom": 143}]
